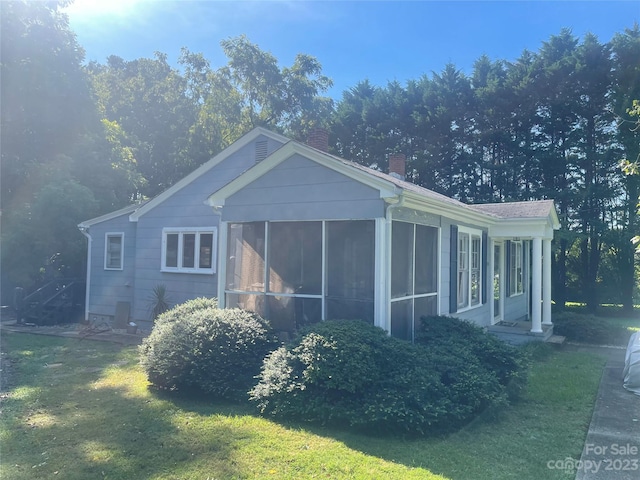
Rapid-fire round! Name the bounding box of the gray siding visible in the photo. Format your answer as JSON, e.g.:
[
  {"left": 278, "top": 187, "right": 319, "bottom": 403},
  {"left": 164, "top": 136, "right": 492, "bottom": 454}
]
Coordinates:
[
  {"left": 504, "top": 293, "right": 528, "bottom": 322},
  {"left": 222, "top": 154, "right": 385, "bottom": 222},
  {"left": 86, "top": 213, "right": 136, "bottom": 320},
  {"left": 86, "top": 135, "right": 286, "bottom": 326},
  {"left": 130, "top": 139, "right": 279, "bottom": 323}
]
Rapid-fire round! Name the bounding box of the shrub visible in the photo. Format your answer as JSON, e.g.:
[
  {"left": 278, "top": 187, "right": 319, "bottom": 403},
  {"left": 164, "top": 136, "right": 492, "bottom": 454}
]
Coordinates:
[
  {"left": 140, "top": 305, "right": 278, "bottom": 400},
  {"left": 416, "top": 315, "right": 528, "bottom": 401},
  {"left": 154, "top": 297, "right": 218, "bottom": 324},
  {"left": 250, "top": 319, "right": 513, "bottom": 436},
  {"left": 553, "top": 311, "right": 631, "bottom": 345}
]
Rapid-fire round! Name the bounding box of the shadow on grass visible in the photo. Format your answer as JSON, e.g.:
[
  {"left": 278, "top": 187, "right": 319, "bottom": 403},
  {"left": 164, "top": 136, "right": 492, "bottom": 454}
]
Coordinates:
[
  {"left": 0, "top": 332, "right": 607, "bottom": 480},
  {"left": 0, "top": 332, "right": 250, "bottom": 480}
]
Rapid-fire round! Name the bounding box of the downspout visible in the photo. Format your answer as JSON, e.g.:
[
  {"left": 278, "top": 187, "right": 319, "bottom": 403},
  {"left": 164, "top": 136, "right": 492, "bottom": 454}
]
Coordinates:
[{"left": 79, "top": 226, "right": 91, "bottom": 322}]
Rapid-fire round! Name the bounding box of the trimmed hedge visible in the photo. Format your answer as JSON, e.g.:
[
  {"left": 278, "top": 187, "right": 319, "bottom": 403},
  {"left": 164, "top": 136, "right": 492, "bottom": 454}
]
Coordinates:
[
  {"left": 416, "top": 315, "right": 528, "bottom": 400},
  {"left": 250, "top": 319, "right": 522, "bottom": 435},
  {"left": 140, "top": 304, "right": 278, "bottom": 400}
]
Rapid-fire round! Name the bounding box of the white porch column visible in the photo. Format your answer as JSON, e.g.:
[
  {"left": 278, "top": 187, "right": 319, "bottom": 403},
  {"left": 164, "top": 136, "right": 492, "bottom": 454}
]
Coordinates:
[
  {"left": 542, "top": 238, "right": 552, "bottom": 326},
  {"left": 531, "top": 237, "right": 543, "bottom": 333},
  {"left": 489, "top": 237, "right": 495, "bottom": 322},
  {"left": 216, "top": 221, "right": 228, "bottom": 309},
  {"left": 374, "top": 217, "right": 390, "bottom": 332}
]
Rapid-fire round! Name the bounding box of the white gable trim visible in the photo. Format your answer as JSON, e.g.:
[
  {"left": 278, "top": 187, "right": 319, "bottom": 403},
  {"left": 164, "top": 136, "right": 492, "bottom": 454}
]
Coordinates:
[
  {"left": 129, "top": 127, "right": 289, "bottom": 222},
  {"left": 207, "top": 142, "right": 402, "bottom": 208},
  {"left": 78, "top": 203, "right": 140, "bottom": 229}
]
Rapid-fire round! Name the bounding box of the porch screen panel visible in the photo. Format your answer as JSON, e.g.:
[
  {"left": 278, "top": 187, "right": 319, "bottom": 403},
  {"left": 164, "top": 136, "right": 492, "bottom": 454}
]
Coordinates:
[
  {"left": 391, "top": 221, "right": 414, "bottom": 298},
  {"left": 226, "top": 222, "right": 265, "bottom": 291},
  {"left": 414, "top": 225, "right": 438, "bottom": 295},
  {"left": 414, "top": 295, "right": 438, "bottom": 320},
  {"left": 268, "top": 296, "right": 321, "bottom": 331},
  {"left": 391, "top": 299, "right": 412, "bottom": 341},
  {"left": 269, "top": 222, "right": 322, "bottom": 295},
  {"left": 226, "top": 293, "right": 266, "bottom": 318},
  {"left": 326, "top": 220, "right": 375, "bottom": 323}
]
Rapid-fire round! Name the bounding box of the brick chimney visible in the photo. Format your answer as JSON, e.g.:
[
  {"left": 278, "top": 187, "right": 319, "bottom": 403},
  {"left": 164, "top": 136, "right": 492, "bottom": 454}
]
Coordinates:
[
  {"left": 388, "top": 153, "right": 406, "bottom": 181},
  {"left": 307, "top": 127, "right": 329, "bottom": 152}
]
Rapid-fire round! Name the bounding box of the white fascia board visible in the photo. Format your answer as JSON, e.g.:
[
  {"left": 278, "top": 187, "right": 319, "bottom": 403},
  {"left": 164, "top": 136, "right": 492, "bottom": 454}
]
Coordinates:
[
  {"left": 400, "top": 192, "right": 557, "bottom": 239},
  {"left": 489, "top": 221, "right": 554, "bottom": 239},
  {"left": 78, "top": 204, "right": 139, "bottom": 230},
  {"left": 131, "top": 127, "right": 289, "bottom": 221},
  {"left": 207, "top": 142, "right": 401, "bottom": 208}
]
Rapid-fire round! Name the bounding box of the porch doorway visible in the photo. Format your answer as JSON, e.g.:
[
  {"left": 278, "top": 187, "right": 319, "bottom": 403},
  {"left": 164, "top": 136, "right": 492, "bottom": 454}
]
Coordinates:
[{"left": 493, "top": 242, "right": 503, "bottom": 324}]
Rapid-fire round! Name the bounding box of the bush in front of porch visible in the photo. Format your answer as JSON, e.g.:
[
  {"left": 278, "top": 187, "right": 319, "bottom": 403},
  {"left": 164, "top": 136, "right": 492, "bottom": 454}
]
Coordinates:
[
  {"left": 416, "top": 315, "right": 528, "bottom": 401},
  {"left": 250, "top": 318, "right": 526, "bottom": 436}
]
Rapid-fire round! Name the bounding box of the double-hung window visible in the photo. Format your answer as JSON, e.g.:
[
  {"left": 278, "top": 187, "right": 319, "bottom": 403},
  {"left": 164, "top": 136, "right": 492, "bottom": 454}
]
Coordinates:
[
  {"left": 162, "top": 228, "right": 216, "bottom": 274},
  {"left": 509, "top": 240, "right": 523, "bottom": 296},
  {"left": 105, "top": 233, "right": 124, "bottom": 270},
  {"left": 457, "top": 228, "right": 482, "bottom": 310}
]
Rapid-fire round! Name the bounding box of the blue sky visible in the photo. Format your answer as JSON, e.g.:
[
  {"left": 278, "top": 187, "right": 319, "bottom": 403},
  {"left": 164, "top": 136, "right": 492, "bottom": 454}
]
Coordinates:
[{"left": 65, "top": 1, "right": 639, "bottom": 99}]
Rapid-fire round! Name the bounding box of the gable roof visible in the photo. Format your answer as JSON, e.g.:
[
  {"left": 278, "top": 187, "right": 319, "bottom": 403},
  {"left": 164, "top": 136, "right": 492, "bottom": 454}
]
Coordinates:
[
  {"left": 207, "top": 135, "right": 561, "bottom": 231},
  {"left": 129, "top": 127, "right": 290, "bottom": 222},
  {"left": 80, "top": 127, "right": 560, "bottom": 234},
  {"left": 470, "top": 200, "right": 560, "bottom": 224}
]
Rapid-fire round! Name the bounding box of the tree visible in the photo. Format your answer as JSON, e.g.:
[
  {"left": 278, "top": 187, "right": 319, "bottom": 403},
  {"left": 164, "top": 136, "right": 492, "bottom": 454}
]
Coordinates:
[
  {"left": 1, "top": 1, "right": 99, "bottom": 301},
  {"left": 215, "top": 35, "right": 333, "bottom": 138},
  {"left": 0, "top": 1, "right": 142, "bottom": 302},
  {"left": 571, "top": 33, "right": 618, "bottom": 311},
  {"left": 86, "top": 53, "right": 197, "bottom": 197},
  {"left": 1, "top": 0, "right": 96, "bottom": 210},
  {"left": 611, "top": 25, "right": 640, "bottom": 311}
]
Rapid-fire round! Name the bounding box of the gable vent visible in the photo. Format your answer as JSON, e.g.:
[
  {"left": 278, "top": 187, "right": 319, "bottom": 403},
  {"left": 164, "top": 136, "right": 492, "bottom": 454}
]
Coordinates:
[{"left": 255, "top": 139, "right": 268, "bottom": 162}]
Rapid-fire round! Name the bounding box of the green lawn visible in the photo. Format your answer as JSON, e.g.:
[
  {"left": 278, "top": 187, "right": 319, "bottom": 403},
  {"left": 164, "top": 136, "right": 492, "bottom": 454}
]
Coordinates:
[{"left": 0, "top": 332, "right": 606, "bottom": 479}]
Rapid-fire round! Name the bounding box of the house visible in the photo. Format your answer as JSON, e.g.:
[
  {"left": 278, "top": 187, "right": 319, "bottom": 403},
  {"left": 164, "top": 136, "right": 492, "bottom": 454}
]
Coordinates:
[{"left": 78, "top": 127, "right": 560, "bottom": 342}]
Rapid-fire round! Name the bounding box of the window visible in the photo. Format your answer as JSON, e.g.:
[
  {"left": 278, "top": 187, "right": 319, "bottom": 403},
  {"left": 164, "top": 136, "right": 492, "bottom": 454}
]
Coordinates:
[
  {"left": 105, "top": 233, "right": 124, "bottom": 270},
  {"left": 390, "top": 222, "right": 439, "bottom": 341},
  {"left": 162, "top": 228, "right": 217, "bottom": 274},
  {"left": 457, "top": 228, "right": 482, "bottom": 310},
  {"left": 509, "top": 240, "right": 523, "bottom": 296}
]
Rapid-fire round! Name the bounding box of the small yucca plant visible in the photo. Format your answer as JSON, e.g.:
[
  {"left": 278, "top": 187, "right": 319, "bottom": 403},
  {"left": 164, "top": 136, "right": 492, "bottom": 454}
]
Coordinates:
[{"left": 148, "top": 284, "right": 171, "bottom": 321}]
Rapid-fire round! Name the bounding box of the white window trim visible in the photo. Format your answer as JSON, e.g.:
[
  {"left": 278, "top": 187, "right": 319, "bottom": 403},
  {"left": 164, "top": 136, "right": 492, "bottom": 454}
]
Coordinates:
[
  {"left": 510, "top": 240, "right": 524, "bottom": 296},
  {"left": 456, "top": 226, "right": 483, "bottom": 313},
  {"left": 161, "top": 227, "right": 217, "bottom": 274},
  {"left": 104, "top": 232, "right": 124, "bottom": 271}
]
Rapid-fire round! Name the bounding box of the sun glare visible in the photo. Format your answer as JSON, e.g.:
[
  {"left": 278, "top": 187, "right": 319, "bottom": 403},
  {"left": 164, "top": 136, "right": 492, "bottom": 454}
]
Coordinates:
[{"left": 64, "top": 0, "right": 144, "bottom": 19}]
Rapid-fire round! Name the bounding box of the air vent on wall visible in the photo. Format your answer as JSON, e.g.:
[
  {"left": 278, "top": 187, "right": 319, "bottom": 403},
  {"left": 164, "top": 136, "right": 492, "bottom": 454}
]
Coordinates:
[{"left": 255, "top": 139, "right": 268, "bottom": 162}]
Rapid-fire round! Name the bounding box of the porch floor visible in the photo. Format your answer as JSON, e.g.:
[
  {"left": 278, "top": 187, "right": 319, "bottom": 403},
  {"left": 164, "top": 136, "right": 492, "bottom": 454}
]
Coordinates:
[{"left": 488, "top": 320, "right": 555, "bottom": 345}]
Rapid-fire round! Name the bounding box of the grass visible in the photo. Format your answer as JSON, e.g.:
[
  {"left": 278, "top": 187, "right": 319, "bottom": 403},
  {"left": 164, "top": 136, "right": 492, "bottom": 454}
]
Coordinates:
[{"left": 0, "top": 332, "right": 606, "bottom": 480}]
